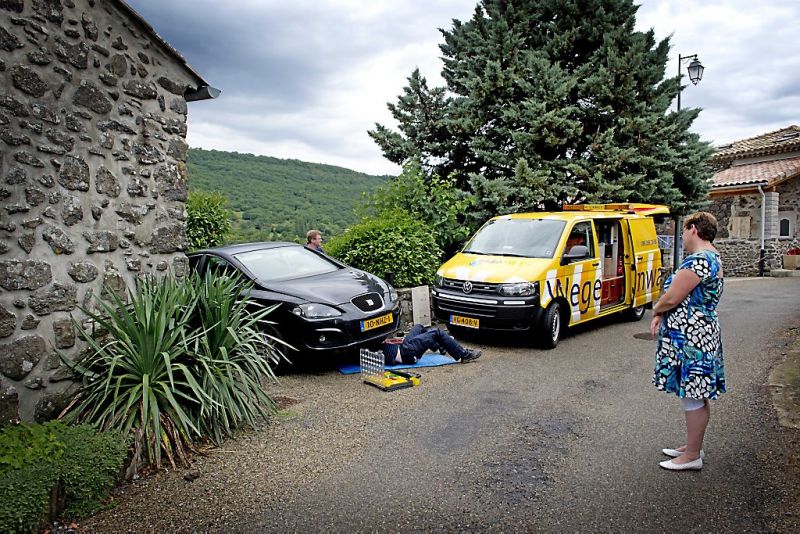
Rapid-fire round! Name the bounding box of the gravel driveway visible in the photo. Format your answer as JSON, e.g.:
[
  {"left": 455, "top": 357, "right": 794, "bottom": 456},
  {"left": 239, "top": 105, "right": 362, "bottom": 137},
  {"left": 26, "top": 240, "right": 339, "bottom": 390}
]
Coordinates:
[{"left": 82, "top": 278, "right": 800, "bottom": 532}]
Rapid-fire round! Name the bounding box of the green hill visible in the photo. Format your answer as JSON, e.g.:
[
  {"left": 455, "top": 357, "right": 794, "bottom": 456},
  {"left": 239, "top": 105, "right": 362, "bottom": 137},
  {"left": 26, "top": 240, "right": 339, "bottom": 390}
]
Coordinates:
[{"left": 187, "top": 148, "right": 391, "bottom": 244}]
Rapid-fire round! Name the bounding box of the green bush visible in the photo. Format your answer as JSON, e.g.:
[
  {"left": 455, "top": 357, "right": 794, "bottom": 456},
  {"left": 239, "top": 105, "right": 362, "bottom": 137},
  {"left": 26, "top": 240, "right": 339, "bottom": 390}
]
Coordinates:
[
  {"left": 186, "top": 190, "right": 232, "bottom": 250},
  {"left": 61, "top": 272, "right": 283, "bottom": 470},
  {"left": 326, "top": 209, "right": 442, "bottom": 287},
  {"left": 0, "top": 421, "right": 128, "bottom": 533},
  {"left": 365, "top": 159, "right": 475, "bottom": 255}
]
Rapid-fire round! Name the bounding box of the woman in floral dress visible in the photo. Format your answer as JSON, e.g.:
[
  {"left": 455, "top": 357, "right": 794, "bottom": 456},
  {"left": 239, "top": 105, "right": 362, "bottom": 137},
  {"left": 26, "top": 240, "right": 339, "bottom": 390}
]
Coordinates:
[{"left": 650, "top": 212, "right": 725, "bottom": 471}]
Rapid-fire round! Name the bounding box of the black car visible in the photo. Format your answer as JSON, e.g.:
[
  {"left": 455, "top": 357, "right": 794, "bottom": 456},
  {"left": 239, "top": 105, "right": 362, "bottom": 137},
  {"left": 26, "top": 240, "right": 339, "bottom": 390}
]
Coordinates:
[{"left": 187, "top": 242, "right": 400, "bottom": 355}]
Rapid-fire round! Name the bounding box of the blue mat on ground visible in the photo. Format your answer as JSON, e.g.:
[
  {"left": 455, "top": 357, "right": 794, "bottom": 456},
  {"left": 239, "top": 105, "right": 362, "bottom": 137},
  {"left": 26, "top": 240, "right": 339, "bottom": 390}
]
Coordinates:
[{"left": 337, "top": 353, "right": 457, "bottom": 374}]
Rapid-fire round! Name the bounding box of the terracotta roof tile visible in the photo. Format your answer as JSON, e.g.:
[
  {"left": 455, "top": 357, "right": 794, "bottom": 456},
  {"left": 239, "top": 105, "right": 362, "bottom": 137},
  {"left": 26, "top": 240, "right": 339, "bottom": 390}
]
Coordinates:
[
  {"left": 711, "top": 156, "right": 800, "bottom": 188},
  {"left": 711, "top": 125, "right": 800, "bottom": 162}
]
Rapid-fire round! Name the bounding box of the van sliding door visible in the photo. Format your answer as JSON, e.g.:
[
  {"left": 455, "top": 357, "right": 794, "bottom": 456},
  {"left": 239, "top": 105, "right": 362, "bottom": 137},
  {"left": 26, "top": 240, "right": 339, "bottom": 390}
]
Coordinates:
[{"left": 625, "top": 218, "right": 663, "bottom": 307}]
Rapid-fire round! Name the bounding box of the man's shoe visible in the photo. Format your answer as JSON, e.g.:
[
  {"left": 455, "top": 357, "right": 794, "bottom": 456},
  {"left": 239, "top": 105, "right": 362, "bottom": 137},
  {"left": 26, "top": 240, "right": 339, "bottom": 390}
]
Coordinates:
[
  {"left": 460, "top": 349, "right": 481, "bottom": 362},
  {"left": 659, "top": 457, "right": 702, "bottom": 471},
  {"left": 662, "top": 448, "right": 704, "bottom": 459}
]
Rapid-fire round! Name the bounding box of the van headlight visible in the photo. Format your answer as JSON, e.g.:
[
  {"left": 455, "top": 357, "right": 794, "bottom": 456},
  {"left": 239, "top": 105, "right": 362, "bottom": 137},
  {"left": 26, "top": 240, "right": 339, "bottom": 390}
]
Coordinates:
[
  {"left": 498, "top": 282, "right": 538, "bottom": 297},
  {"left": 292, "top": 303, "right": 342, "bottom": 319},
  {"left": 435, "top": 274, "right": 444, "bottom": 287}
]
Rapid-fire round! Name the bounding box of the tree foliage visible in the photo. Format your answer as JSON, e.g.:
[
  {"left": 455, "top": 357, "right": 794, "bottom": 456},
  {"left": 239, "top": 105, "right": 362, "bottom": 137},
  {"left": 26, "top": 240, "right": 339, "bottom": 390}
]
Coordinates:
[
  {"left": 326, "top": 210, "right": 442, "bottom": 287},
  {"left": 364, "top": 159, "right": 475, "bottom": 256},
  {"left": 186, "top": 190, "right": 232, "bottom": 250},
  {"left": 369, "top": 0, "right": 713, "bottom": 219}
]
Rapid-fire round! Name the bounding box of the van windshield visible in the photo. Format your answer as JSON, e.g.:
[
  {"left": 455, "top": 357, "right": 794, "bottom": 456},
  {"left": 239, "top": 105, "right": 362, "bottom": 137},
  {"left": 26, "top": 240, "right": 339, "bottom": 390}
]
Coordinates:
[{"left": 462, "top": 218, "right": 566, "bottom": 258}]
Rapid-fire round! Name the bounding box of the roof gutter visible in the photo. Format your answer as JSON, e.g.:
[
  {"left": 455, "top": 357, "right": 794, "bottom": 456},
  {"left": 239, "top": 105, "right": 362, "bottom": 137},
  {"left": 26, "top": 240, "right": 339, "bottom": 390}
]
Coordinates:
[
  {"left": 710, "top": 181, "right": 769, "bottom": 194},
  {"left": 184, "top": 85, "right": 222, "bottom": 102}
]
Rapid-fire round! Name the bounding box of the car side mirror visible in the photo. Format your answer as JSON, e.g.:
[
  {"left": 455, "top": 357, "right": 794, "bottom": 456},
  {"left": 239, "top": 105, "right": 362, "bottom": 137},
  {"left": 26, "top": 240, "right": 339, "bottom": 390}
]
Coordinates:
[{"left": 561, "top": 244, "right": 589, "bottom": 265}]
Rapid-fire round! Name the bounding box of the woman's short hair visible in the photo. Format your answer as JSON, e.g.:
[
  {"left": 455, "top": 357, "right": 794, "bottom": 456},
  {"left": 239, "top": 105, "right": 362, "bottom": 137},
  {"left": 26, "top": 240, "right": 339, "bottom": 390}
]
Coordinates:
[{"left": 684, "top": 212, "right": 718, "bottom": 242}]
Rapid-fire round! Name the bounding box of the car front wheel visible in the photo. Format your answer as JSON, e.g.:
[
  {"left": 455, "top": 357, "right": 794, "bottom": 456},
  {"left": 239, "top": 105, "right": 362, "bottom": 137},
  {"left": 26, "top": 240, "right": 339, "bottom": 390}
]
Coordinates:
[{"left": 538, "top": 302, "right": 562, "bottom": 349}]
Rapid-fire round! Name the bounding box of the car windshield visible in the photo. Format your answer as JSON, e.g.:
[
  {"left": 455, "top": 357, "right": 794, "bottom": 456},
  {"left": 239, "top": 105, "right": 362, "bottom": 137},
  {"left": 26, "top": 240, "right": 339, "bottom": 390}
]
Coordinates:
[
  {"left": 462, "top": 218, "right": 566, "bottom": 258},
  {"left": 235, "top": 246, "right": 339, "bottom": 282}
]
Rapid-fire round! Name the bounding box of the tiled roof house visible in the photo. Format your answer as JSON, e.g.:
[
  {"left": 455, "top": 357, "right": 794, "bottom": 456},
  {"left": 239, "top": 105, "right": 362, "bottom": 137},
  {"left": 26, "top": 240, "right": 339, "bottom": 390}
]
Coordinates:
[{"left": 707, "top": 126, "right": 800, "bottom": 275}]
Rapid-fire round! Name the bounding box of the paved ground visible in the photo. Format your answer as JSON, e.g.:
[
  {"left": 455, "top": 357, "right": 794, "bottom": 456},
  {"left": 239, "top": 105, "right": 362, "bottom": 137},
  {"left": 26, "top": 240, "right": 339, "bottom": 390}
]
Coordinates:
[{"left": 81, "top": 277, "right": 800, "bottom": 533}]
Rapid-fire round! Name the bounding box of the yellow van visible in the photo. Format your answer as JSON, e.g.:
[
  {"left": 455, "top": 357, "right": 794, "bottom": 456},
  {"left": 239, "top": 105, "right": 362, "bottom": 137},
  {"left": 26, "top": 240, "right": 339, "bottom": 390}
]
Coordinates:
[{"left": 431, "top": 203, "right": 669, "bottom": 348}]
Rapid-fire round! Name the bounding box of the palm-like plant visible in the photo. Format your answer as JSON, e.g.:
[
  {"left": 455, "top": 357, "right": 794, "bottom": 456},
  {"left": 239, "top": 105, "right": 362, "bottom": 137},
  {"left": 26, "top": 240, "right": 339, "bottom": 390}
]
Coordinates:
[
  {"left": 189, "top": 270, "right": 288, "bottom": 443},
  {"left": 61, "top": 275, "right": 206, "bottom": 468},
  {"left": 61, "top": 271, "right": 288, "bottom": 470}
]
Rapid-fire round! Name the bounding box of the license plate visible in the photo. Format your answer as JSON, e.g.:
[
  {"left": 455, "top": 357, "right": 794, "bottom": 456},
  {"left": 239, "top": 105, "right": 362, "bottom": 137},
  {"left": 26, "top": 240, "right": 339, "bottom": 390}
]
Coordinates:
[
  {"left": 450, "top": 315, "right": 479, "bottom": 329},
  {"left": 360, "top": 312, "right": 393, "bottom": 332}
]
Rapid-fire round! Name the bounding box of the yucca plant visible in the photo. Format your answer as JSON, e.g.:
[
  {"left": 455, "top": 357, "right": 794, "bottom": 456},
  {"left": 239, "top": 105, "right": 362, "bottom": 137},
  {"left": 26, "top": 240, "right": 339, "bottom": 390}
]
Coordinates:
[
  {"left": 188, "top": 270, "right": 288, "bottom": 443},
  {"left": 60, "top": 274, "right": 206, "bottom": 469}
]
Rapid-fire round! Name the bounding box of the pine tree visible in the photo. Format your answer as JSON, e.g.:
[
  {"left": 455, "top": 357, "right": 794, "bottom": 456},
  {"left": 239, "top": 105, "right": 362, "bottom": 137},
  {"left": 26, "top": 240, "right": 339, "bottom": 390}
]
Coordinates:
[{"left": 369, "top": 0, "right": 712, "bottom": 220}]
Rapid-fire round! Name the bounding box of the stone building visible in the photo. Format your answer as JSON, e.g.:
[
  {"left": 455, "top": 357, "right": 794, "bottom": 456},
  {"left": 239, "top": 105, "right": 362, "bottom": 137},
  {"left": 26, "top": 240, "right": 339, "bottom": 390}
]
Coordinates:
[
  {"left": 707, "top": 126, "right": 800, "bottom": 276},
  {"left": 1, "top": 0, "right": 217, "bottom": 423}
]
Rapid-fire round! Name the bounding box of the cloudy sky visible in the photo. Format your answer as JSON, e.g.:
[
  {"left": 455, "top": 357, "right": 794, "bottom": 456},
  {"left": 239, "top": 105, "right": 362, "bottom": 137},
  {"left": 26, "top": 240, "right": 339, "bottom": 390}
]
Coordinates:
[{"left": 126, "top": 0, "right": 800, "bottom": 176}]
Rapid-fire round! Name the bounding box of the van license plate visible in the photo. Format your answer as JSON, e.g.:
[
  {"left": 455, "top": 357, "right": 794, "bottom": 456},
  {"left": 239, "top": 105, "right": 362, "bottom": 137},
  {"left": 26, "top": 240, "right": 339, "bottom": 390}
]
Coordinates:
[
  {"left": 450, "top": 315, "right": 479, "bottom": 329},
  {"left": 361, "top": 313, "right": 393, "bottom": 332}
]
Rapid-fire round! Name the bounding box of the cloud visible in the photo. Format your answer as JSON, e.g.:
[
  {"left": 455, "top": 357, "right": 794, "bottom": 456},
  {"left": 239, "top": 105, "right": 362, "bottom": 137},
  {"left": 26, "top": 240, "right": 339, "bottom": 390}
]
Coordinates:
[{"left": 127, "top": 0, "right": 800, "bottom": 174}]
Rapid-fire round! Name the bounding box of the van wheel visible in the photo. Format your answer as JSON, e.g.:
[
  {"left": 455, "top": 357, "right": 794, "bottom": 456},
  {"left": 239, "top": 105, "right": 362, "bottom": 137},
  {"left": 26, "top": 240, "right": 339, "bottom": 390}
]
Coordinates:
[
  {"left": 624, "top": 305, "right": 646, "bottom": 322},
  {"left": 539, "top": 302, "right": 562, "bottom": 349}
]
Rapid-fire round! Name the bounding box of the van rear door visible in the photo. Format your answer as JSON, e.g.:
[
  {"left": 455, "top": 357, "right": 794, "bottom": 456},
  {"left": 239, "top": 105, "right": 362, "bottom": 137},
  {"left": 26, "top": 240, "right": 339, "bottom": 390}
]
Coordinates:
[{"left": 625, "top": 218, "right": 663, "bottom": 307}]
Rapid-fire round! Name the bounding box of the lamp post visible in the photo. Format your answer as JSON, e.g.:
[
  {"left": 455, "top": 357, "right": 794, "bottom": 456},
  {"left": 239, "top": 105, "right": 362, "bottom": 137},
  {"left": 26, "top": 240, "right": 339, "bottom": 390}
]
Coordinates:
[{"left": 672, "top": 53, "right": 705, "bottom": 271}]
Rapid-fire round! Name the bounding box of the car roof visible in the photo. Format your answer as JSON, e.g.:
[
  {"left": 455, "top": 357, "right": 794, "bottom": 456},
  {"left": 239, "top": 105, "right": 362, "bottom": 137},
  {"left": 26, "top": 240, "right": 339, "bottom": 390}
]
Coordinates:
[{"left": 188, "top": 241, "right": 300, "bottom": 256}]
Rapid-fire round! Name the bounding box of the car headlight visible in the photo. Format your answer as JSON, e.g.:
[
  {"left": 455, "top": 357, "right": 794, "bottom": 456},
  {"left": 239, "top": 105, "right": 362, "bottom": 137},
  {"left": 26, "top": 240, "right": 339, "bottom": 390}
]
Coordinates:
[
  {"left": 498, "top": 281, "right": 538, "bottom": 297},
  {"left": 387, "top": 284, "right": 398, "bottom": 302},
  {"left": 291, "top": 303, "right": 342, "bottom": 319},
  {"left": 435, "top": 273, "right": 444, "bottom": 287}
]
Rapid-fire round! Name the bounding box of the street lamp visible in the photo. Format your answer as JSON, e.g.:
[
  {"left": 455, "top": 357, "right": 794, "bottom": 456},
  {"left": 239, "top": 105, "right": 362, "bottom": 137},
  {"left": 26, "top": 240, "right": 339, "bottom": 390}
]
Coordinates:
[{"left": 672, "top": 53, "right": 705, "bottom": 271}]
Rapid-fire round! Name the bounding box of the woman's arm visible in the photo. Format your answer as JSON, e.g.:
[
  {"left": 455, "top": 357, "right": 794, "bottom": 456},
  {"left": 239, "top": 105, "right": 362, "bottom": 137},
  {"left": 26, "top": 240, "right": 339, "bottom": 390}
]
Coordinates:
[{"left": 652, "top": 269, "right": 702, "bottom": 315}]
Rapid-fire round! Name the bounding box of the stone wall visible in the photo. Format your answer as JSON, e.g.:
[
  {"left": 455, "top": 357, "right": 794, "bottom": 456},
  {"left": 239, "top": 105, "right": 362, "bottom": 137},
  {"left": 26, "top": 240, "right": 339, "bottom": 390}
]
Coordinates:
[
  {"left": 716, "top": 238, "right": 800, "bottom": 276},
  {"left": 708, "top": 177, "right": 799, "bottom": 275},
  {"left": 1, "top": 0, "right": 204, "bottom": 423}
]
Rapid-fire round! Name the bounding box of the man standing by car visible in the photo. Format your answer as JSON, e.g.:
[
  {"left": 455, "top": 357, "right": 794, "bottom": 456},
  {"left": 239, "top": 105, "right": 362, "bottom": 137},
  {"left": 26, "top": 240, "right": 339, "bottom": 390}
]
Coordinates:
[{"left": 306, "top": 230, "right": 325, "bottom": 254}]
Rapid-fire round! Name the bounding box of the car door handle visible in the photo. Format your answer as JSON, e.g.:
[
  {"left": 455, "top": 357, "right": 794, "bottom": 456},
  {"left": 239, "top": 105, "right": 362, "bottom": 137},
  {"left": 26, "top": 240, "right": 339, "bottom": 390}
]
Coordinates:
[{"left": 592, "top": 262, "right": 600, "bottom": 267}]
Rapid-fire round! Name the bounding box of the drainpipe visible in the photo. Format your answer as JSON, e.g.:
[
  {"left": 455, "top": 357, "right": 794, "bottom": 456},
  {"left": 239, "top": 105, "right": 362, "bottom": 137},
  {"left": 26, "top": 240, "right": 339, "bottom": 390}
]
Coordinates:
[
  {"left": 757, "top": 184, "right": 766, "bottom": 276},
  {"left": 672, "top": 215, "right": 682, "bottom": 272}
]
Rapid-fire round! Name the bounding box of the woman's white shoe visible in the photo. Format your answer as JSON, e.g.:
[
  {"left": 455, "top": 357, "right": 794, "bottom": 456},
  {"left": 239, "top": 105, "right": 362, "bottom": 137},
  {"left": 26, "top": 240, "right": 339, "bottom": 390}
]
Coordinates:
[
  {"left": 662, "top": 448, "right": 704, "bottom": 459},
  {"left": 659, "top": 457, "right": 703, "bottom": 470}
]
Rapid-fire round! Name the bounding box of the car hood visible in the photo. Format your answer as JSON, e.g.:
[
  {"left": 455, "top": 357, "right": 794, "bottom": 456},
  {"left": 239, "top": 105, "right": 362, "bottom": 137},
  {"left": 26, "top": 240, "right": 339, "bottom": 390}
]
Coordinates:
[
  {"left": 438, "top": 253, "right": 554, "bottom": 283},
  {"left": 259, "top": 268, "right": 387, "bottom": 306}
]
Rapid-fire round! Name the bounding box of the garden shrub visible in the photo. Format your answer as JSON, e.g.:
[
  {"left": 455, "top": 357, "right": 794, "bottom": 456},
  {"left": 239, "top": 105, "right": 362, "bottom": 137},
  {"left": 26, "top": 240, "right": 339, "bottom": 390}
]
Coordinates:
[
  {"left": 61, "top": 273, "right": 201, "bottom": 469},
  {"left": 186, "top": 190, "right": 232, "bottom": 250},
  {"left": 60, "top": 272, "right": 283, "bottom": 470},
  {"left": 189, "top": 271, "right": 282, "bottom": 444},
  {"left": 326, "top": 209, "right": 442, "bottom": 287},
  {"left": 0, "top": 422, "right": 128, "bottom": 533},
  {"left": 365, "top": 159, "right": 475, "bottom": 256}
]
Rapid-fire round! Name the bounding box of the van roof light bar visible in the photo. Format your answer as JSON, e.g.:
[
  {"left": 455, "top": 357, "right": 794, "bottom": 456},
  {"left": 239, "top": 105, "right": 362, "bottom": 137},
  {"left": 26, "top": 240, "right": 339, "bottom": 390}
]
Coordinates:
[{"left": 562, "top": 203, "right": 670, "bottom": 216}]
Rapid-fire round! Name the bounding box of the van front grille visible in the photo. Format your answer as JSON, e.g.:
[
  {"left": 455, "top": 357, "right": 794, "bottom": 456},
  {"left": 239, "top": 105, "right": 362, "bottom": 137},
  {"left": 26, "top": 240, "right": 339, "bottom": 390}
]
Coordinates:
[{"left": 442, "top": 278, "right": 500, "bottom": 295}]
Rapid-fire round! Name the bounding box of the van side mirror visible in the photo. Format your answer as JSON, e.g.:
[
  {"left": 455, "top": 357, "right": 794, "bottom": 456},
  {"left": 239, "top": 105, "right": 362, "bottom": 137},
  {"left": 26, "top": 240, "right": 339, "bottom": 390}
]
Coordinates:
[{"left": 561, "top": 244, "right": 589, "bottom": 265}]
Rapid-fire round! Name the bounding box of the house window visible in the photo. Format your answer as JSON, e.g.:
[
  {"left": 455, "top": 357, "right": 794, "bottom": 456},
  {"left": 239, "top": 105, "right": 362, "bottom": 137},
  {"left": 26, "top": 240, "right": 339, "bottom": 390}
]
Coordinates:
[
  {"left": 779, "top": 217, "right": 792, "bottom": 238},
  {"left": 729, "top": 216, "right": 751, "bottom": 239}
]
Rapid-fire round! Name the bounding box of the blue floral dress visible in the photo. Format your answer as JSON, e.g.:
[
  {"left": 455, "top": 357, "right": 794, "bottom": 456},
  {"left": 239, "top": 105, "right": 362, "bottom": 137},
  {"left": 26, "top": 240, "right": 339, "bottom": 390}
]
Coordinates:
[{"left": 653, "top": 250, "right": 726, "bottom": 399}]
